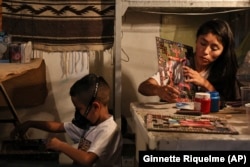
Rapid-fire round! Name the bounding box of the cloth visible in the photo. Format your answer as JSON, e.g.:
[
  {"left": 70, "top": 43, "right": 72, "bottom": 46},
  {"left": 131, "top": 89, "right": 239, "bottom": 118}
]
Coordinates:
[
  {"left": 64, "top": 122, "right": 84, "bottom": 144},
  {"left": 2, "top": 0, "right": 115, "bottom": 52},
  {"left": 64, "top": 116, "right": 122, "bottom": 167}
]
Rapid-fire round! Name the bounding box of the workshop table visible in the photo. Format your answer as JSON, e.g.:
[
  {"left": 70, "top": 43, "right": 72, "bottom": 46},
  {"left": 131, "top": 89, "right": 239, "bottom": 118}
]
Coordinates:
[{"left": 130, "top": 102, "right": 250, "bottom": 161}]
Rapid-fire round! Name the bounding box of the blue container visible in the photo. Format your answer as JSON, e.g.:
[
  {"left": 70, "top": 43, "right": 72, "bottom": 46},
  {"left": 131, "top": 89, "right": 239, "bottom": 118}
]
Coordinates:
[{"left": 209, "top": 91, "right": 220, "bottom": 112}]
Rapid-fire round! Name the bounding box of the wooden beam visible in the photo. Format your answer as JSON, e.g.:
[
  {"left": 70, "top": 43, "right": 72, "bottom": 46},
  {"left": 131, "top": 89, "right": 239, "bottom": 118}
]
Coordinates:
[{"left": 0, "top": 0, "right": 2, "bottom": 31}]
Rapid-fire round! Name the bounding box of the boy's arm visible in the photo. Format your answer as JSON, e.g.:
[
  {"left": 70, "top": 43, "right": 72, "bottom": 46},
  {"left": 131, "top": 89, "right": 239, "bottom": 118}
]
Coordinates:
[
  {"left": 11, "top": 120, "right": 65, "bottom": 139},
  {"left": 26, "top": 120, "right": 65, "bottom": 132},
  {"left": 46, "top": 138, "right": 98, "bottom": 166}
]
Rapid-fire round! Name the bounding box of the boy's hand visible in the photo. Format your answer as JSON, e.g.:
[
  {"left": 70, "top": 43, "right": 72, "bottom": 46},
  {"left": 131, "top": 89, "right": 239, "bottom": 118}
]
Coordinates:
[
  {"left": 46, "top": 137, "right": 64, "bottom": 151},
  {"left": 10, "top": 121, "right": 30, "bottom": 139}
]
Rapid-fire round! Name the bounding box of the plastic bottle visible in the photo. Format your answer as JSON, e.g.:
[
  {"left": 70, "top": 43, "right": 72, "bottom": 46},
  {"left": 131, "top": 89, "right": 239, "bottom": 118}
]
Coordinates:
[
  {"left": 194, "top": 92, "right": 211, "bottom": 114},
  {"left": 209, "top": 91, "right": 220, "bottom": 112}
]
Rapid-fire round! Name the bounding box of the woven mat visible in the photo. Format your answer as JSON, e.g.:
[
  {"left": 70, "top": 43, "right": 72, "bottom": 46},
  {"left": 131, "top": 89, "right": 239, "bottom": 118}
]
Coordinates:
[
  {"left": 145, "top": 114, "right": 239, "bottom": 135},
  {"left": 2, "top": 0, "right": 115, "bottom": 52}
]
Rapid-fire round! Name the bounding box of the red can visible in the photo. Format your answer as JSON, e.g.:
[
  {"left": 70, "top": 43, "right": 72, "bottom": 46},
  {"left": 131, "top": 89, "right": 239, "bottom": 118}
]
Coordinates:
[{"left": 194, "top": 92, "right": 211, "bottom": 114}]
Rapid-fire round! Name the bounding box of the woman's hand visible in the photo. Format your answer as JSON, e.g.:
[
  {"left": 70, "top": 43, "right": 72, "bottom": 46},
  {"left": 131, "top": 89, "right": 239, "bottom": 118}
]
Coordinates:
[
  {"left": 183, "top": 66, "right": 215, "bottom": 91},
  {"left": 183, "top": 66, "right": 206, "bottom": 87},
  {"left": 157, "top": 85, "right": 180, "bottom": 102}
]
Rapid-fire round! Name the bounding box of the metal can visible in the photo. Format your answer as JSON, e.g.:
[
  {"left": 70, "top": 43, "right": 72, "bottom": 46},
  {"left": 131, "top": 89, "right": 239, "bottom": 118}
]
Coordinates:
[
  {"left": 209, "top": 91, "right": 220, "bottom": 112},
  {"left": 194, "top": 92, "right": 211, "bottom": 114}
]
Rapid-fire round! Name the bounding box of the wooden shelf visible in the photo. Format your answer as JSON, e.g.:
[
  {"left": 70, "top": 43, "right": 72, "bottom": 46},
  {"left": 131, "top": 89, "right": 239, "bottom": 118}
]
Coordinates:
[
  {"left": 123, "top": 0, "right": 250, "bottom": 8},
  {"left": 0, "top": 59, "right": 47, "bottom": 107},
  {"left": 121, "top": 0, "right": 250, "bottom": 15}
]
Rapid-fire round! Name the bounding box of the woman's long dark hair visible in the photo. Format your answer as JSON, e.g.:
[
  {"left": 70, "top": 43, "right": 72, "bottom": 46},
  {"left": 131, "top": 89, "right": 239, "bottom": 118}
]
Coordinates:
[{"left": 196, "top": 19, "right": 239, "bottom": 101}]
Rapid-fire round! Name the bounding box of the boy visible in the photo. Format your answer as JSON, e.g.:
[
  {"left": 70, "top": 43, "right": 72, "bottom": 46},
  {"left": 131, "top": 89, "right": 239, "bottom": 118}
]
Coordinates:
[{"left": 11, "top": 73, "right": 123, "bottom": 167}]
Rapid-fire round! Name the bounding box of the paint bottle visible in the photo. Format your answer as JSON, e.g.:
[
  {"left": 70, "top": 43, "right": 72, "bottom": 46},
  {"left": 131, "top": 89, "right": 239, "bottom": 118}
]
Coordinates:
[
  {"left": 194, "top": 92, "right": 211, "bottom": 114},
  {"left": 209, "top": 91, "right": 220, "bottom": 112}
]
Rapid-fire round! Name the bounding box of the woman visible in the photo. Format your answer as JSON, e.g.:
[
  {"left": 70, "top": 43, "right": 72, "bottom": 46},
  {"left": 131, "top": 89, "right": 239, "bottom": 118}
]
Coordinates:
[{"left": 138, "top": 19, "right": 241, "bottom": 104}]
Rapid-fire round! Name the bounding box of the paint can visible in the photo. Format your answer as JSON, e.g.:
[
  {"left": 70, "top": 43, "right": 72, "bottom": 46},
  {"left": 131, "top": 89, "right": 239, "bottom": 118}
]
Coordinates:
[
  {"left": 209, "top": 91, "right": 220, "bottom": 112},
  {"left": 194, "top": 92, "right": 211, "bottom": 114}
]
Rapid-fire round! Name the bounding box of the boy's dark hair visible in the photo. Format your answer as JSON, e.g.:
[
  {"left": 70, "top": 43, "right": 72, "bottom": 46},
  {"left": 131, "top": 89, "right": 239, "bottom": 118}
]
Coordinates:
[
  {"left": 70, "top": 73, "right": 110, "bottom": 106},
  {"left": 70, "top": 74, "right": 110, "bottom": 129}
]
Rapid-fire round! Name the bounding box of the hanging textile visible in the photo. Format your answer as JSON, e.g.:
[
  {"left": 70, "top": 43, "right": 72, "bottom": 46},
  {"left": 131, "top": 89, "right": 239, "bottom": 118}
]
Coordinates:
[
  {"left": 33, "top": 49, "right": 90, "bottom": 79},
  {"left": 1, "top": 0, "right": 115, "bottom": 52}
]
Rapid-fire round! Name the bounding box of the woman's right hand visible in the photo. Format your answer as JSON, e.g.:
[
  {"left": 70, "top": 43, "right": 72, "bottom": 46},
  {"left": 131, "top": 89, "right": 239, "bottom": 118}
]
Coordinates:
[{"left": 157, "top": 85, "right": 180, "bottom": 102}]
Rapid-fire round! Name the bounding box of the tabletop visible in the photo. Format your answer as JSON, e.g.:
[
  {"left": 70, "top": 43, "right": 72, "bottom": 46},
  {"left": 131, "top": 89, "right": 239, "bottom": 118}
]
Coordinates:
[
  {"left": 130, "top": 102, "right": 250, "bottom": 151},
  {"left": 0, "top": 58, "right": 43, "bottom": 82}
]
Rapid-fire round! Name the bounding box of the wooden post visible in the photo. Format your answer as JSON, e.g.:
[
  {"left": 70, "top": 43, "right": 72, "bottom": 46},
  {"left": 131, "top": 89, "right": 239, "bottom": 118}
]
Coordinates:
[{"left": 0, "top": 0, "right": 2, "bottom": 32}]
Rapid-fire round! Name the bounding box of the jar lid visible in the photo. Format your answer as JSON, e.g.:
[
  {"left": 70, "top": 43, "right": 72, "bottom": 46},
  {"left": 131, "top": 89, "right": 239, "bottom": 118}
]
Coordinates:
[
  {"left": 195, "top": 92, "right": 210, "bottom": 99},
  {"left": 209, "top": 91, "right": 219, "bottom": 97}
]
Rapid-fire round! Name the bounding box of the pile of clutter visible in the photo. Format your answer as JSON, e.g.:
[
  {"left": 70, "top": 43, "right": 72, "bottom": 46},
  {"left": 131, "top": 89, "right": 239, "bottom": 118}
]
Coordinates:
[{"left": 0, "top": 32, "right": 32, "bottom": 63}]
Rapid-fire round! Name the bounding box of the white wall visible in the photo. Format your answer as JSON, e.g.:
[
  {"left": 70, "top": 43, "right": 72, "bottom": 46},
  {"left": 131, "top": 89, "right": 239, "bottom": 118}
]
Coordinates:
[{"left": 41, "top": 51, "right": 89, "bottom": 122}]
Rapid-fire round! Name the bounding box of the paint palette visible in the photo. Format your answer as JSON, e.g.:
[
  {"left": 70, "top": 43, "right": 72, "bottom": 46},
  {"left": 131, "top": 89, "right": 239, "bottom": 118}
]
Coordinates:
[{"left": 145, "top": 114, "right": 239, "bottom": 134}]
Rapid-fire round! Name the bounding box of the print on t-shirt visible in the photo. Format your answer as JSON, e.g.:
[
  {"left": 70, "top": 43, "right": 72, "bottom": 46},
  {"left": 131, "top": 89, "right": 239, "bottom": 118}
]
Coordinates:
[{"left": 78, "top": 137, "right": 91, "bottom": 151}]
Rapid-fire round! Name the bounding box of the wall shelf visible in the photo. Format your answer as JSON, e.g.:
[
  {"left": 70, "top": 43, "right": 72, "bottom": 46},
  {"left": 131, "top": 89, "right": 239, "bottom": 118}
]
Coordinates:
[{"left": 121, "top": 0, "right": 250, "bottom": 15}]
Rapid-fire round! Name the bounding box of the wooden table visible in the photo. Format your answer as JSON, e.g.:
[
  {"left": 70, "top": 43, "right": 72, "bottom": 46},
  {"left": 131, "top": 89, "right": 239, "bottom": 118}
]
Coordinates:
[
  {"left": 0, "top": 58, "right": 47, "bottom": 130},
  {"left": 0, "top": 58, "right": 47, "bottom": 107},
  {"left": 130, "top": 102, "right": 250, "bottom": 161}
]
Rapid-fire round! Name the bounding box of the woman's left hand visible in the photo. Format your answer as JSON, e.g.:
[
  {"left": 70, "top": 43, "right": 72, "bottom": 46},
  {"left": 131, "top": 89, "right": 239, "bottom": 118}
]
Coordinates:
[{"left": 183, "top": 66, "right": 206, "bottom": 87}]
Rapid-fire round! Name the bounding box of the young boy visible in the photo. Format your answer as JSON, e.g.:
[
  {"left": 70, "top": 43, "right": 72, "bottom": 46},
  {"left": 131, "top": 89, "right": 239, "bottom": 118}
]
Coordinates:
[{"left": 11, "top": 73, "right": 123, "bottom": 167}]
